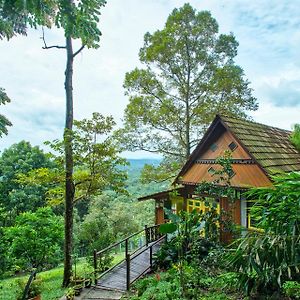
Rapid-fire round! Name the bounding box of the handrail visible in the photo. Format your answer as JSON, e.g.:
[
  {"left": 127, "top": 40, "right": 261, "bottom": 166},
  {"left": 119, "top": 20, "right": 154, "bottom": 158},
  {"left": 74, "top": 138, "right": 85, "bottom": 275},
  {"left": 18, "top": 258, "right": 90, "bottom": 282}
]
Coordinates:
[
  {"left": 93, "top": 224, "right": 164, "bottom": 288},
  {"left": 95, "top": 228, "right": 144, "bottom": 256}
]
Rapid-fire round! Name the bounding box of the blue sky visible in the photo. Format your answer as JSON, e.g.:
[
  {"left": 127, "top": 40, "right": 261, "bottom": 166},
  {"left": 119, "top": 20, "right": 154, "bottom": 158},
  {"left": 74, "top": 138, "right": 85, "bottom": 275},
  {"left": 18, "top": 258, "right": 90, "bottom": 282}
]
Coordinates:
[{"left": 0, "top": 0, "right": 299, "bottom": 158}]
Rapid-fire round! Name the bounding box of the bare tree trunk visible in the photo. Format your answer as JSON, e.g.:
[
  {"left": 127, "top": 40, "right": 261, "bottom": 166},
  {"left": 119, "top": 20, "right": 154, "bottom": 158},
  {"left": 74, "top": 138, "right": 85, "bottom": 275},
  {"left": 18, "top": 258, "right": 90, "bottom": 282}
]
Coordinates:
[{"left": 63, "top": 35, "right": 75, "bottom": 287}]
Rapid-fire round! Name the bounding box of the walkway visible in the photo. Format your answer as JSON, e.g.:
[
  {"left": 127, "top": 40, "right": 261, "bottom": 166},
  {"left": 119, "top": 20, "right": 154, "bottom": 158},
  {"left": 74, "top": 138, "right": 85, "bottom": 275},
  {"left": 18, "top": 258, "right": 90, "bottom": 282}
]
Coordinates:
[{"left": 96, "top": 239, "right": 163, "bottom": 291}]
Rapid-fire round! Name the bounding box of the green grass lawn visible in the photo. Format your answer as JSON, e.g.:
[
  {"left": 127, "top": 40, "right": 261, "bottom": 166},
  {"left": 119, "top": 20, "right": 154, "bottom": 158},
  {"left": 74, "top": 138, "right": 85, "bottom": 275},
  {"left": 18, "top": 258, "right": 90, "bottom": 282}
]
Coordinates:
[
  {"left": 0, "top": 259, "right": 92, "bottom": 300},
  {"left": 0, "top": 253, "right": 127, "bottom": 300}
]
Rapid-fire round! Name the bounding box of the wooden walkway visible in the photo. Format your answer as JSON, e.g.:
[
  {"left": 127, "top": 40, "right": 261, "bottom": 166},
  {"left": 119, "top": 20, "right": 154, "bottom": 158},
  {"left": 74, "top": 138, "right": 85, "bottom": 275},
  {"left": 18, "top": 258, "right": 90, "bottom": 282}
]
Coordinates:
[{"left": 96, "top": 239, "right": 163, "bottom": 291}]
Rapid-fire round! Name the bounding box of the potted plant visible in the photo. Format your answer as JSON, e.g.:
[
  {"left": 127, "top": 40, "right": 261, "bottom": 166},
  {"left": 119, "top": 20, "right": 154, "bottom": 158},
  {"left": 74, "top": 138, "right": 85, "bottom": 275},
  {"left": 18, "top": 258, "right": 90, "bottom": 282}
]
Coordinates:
[
  {"left": 65, "top": 288, "right": 75, "bottom": 300},
  {"left": 84, "top": 277, "right": 92, "bottom": 288},
  {"left": 74, "top": 284, "right": 83, "bottom": 296}
]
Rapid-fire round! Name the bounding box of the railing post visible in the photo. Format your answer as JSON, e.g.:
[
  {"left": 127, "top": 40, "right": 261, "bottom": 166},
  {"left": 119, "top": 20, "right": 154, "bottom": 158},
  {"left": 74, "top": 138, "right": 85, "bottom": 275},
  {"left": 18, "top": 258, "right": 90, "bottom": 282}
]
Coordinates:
[
  {"left": 125, "top": 238, "right": 128, "bottom": 258},
  {"left": 145, "top": 225, "right": 149, "bottom": 247},
  {"left": 150, "top": 245, "right": 153, "bottom": 270},
  {"left": 93, "top": 249, "right": 97, "bottom": 285},
  {"left": 126, "top": 253, "right": 130, "bottom": 291}
]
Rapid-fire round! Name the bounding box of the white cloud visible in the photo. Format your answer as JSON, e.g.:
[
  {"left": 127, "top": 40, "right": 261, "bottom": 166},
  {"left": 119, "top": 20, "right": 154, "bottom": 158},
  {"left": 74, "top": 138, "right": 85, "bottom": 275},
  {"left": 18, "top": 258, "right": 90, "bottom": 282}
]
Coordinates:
[{"left": 0, "top": 0, "right": 299, "bottom": 155}]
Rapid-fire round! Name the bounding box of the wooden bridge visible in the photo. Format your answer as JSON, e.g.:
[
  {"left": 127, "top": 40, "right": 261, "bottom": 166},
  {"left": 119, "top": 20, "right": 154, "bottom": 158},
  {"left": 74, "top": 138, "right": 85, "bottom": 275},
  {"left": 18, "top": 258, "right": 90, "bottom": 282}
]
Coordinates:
[{"left": 93, "top": 225, "right": 165, "bottom": 292}]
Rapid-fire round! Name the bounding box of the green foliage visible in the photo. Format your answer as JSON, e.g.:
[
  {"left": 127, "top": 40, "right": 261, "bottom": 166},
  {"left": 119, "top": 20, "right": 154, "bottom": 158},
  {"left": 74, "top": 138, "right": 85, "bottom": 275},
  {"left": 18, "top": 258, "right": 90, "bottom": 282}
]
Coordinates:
[
  {"left": 119, "top": 3, "right": 257, "bottom": 181},
  {"left": 129, "top": 265, "right": 239, "bottom": 300},
  {"left": 16, "top": 277, "right": 42, "bottom": 300},
  {"left": 0, "top": 87, "right": 12, "bottom": 137},
  {"left": 291, "top": 124, "right": 300, "bottom": 151},
  {"left": 196, "top": 151, "right": 236, "bottom": 200},
  {"left": 19, "top": 113, "right": 127, "bottom": 208},
  {"left": 227, "top": 172, "right": 300, "bottom": 295},
  {"left": 5, "top": 207, "right": 64, "bottom": 270},
  {"left": 247, "top": 171, "right": 300, "bottom": 235},
  {"left": 0, "top": 141, "right": 55, "bottom": 224},
  {"left": 282, "top": 281, "right": 300, "bottom": 299},
  {"left": 227, "top": 233, "right": 300, "bottom": 293}
]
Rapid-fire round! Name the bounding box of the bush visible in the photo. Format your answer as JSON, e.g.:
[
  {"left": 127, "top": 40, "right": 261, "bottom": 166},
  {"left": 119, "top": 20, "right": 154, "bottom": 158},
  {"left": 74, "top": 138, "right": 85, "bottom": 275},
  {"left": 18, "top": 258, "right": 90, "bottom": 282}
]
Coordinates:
[
  {"left": 5, "top": 207, "right": 63, "bottom": 270},
  {"left": 282, "top": 281, "right": 300, "bottom": 299}
]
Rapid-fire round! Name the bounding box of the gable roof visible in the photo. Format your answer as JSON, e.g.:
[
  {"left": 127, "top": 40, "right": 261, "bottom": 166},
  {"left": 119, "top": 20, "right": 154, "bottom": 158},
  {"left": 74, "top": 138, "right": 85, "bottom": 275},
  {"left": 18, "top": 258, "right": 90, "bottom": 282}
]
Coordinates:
[{"left": 176, "top": 115, "right": 300, "bottom": 183}]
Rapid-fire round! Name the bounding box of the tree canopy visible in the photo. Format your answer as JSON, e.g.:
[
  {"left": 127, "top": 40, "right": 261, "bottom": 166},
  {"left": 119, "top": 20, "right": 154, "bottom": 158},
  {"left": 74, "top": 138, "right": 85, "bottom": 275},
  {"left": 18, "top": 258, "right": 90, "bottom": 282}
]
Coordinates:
[
  {"left": 118, "top": 3, "right": 258, "bottom": 181},
  {"left": 0, "top": 141, "right": 55, "bottom": 225}
]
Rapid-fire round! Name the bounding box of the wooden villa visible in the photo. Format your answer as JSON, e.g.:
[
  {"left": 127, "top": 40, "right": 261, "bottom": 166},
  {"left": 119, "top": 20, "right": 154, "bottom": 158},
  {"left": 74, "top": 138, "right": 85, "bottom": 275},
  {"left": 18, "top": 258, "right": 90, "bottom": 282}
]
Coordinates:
[{"left": 139, "top": 115, "right": 300, "bottom": 240}]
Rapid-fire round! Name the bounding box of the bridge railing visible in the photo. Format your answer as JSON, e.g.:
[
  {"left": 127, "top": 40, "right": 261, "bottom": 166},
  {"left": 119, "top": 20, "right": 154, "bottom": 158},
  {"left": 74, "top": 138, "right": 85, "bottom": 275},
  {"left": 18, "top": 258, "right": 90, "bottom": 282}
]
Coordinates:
[{"left": 93, "top": 224, "right": 164, "bottom": 289}]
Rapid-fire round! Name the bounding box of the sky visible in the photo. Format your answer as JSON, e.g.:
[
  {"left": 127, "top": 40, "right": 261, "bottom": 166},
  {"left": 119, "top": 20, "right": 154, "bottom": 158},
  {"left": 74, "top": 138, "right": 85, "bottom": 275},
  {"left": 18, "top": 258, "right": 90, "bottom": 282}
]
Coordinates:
[{"left": 0, "top": 0, "right": 299, "bottom": 158}]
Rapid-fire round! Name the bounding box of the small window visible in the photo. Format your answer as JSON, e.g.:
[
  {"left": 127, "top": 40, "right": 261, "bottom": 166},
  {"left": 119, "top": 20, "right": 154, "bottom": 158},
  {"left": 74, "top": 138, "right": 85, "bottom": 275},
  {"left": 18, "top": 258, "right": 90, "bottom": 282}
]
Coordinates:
[
  {"left": 228, "top": 169, "right": 236, "bottom": 178},
  {"left": 228, "top": 141, "right": 238, "bottom": 151},
  {"left": 195, "top": 201, "right": 200, "bottom": 207},
  {"left": 208, "top": 166, "right": 215, "bottom": 175},
  {"left": 210, "top": 143, "right": 218, "bottom": 152}
]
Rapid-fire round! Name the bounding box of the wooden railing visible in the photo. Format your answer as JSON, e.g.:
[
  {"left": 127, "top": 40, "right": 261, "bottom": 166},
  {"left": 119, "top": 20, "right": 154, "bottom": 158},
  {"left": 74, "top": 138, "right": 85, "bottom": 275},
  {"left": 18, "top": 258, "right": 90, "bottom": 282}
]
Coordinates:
[{"left": 93, "top": 224, "right": 164, "bottom": 290}]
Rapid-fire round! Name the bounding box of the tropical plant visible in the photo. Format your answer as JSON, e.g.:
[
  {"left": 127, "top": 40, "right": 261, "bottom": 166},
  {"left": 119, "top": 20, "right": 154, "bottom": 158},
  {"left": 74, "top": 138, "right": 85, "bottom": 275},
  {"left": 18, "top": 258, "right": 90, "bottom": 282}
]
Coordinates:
[
  {"left": 227, "top": 171, "right": 300, "bottom": 294},
  {"left": 118, "top": 3, "right": 257, "bottom": 182}
]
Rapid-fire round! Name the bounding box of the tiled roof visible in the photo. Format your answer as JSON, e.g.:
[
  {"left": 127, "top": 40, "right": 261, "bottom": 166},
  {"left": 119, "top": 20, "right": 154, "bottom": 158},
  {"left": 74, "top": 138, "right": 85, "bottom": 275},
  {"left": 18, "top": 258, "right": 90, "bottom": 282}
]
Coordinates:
[{"left": 220, "top": 115, "right": 300, "bottom": 175}]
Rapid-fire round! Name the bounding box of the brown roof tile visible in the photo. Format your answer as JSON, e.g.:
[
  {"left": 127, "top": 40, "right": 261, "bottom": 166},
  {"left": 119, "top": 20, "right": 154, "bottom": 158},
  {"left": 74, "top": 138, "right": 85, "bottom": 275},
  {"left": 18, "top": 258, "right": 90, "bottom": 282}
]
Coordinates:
[{"left": 221, "top": 115, "right": 300, "bottom": 175}]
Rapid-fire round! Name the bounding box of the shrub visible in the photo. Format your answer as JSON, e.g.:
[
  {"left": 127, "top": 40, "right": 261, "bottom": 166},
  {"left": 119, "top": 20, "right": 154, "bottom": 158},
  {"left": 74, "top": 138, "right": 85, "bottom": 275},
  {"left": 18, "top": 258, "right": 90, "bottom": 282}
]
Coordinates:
[
  {"left": 282, "top": 281, "right": 300, "bottom": 299},
  {"left": 5, "top": 207, "right": 63, "bottom": 270}
]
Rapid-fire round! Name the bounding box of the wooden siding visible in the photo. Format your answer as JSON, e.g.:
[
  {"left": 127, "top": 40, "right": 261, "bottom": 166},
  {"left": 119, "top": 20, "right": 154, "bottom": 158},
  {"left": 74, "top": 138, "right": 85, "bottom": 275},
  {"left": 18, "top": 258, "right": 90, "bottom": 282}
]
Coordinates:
[
  {"left": 200, "top": 130, "right": 250, "bottom": 160},
  {"left": 220, "top": 197, "right": 241, "bottom": 243},
  {"left": 155, "top": 206, "right": 164, "bottom": 224},
  {"left": 180, "top": 163, "right": 272, "bottom": 188}
]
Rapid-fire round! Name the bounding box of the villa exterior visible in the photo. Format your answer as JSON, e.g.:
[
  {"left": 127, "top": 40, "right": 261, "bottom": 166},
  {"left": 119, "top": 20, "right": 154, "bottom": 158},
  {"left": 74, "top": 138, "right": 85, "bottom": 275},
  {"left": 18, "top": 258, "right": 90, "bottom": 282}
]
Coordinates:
[{"left": 139, "top": 115, "right": 300, "bottom": 241}]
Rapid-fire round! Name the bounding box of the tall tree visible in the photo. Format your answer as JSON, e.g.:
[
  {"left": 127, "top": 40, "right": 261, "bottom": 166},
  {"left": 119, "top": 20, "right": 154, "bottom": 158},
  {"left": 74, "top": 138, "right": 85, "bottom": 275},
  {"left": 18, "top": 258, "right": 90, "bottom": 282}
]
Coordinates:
[
  {"left": 1, "top": 0, "right": 106, "bottom": 285},
  {"left": 118, "top": 3, "right": 258, "bottom": 182}
]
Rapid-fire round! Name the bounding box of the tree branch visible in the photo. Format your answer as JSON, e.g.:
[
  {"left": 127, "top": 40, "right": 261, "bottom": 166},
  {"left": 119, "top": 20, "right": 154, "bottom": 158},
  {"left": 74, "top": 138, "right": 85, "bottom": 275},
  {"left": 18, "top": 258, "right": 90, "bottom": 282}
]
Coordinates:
[
  {"left": 40, "top": 27, "right": 66, "bottom": 50},
  {"left": 73, "top": 45, "right": 85, "bottom": 58}
]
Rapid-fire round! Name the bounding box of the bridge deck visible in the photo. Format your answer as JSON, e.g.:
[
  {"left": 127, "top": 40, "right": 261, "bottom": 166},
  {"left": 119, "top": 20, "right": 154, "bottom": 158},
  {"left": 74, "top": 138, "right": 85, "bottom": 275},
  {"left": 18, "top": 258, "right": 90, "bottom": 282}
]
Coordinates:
[{"left": 96, "top": 240, "right": 163, "bottom": 291}]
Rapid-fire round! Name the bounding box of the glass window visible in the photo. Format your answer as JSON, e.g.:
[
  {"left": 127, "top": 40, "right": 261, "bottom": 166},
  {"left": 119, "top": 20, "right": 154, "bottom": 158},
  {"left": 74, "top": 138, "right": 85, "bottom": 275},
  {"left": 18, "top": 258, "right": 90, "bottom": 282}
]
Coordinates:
[{"left": 228, "top": 141, "right": 238, "bottom": 151}]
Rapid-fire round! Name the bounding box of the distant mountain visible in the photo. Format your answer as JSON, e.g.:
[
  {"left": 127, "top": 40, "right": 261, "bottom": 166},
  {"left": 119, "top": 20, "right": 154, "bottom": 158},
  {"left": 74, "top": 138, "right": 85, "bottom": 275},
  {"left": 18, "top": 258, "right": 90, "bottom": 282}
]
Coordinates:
[{"left": 127, "top": 158, "right": 161, "bottom": 172}]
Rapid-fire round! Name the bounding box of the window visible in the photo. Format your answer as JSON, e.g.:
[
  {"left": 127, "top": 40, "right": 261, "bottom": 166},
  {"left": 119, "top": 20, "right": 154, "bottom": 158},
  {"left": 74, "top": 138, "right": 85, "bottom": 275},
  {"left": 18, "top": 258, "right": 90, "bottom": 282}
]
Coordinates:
[
  {"left": 228, "top": 141, "right": 238, "bottom": 151},
  {"left": 187, "top": 198, "right": 220, "bottom": 214},
  {"left": 228, "top": 169, "right": 236, "bottom": 178},
  {"left": 208, "top": 166, "right": 215, "bottom": 175},
  {"left": 210, "top": 143, "right": 218, "bottom": 152}
]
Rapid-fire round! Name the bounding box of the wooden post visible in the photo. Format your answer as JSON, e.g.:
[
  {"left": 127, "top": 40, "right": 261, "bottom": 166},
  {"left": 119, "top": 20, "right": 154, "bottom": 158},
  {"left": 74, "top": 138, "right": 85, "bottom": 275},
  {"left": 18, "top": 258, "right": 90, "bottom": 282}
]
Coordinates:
[
  {"left": 126, "top": 253, "right": 130, "bottom": 291},
  {"left": 93, "top": 249, "right": 97, "bottom": 285},
  {"left": 150, "top": 245, "right": 153, "bottom": 270},
  {"left": 145, "top": 225, "right": 149, "bottom": 247}
]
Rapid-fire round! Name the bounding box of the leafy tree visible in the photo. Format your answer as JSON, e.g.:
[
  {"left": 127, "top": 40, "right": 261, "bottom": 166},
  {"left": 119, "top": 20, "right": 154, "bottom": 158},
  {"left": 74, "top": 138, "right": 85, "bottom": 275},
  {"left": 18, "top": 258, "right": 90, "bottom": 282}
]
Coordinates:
[
  {"left": 19, "top": 113, "right": 127, "bottom": 209},
  {"left": 0, "top": 141, "right": 55, "bottom": 225},
  {"left": 291, "top": 123, "right": 300, "bottom": 151},
  {"left": 118, "top": 3, "right": 257, "bottom": 181},
  {"left": 0, "top": 87, "right": 12, "bottom": 137},
  {"left": 5, "top": 207, "right": 64, "bottom": 270}
]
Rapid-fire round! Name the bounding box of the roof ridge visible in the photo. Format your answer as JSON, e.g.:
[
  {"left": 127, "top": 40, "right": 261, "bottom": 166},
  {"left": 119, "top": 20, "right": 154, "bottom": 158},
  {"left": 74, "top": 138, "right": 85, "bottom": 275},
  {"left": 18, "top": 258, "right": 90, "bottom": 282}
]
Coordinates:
[{"left": 218, "top": 114, "right": 292, "bottom": 134}]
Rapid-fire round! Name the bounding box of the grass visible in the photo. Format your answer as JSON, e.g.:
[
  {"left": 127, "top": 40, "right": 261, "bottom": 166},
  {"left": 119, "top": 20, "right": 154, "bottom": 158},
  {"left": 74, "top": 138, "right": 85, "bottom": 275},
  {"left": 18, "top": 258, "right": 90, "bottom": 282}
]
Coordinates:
[
  {"left": 0, "top": 259, "right": 92, "bottom": 300},
  {"left": 0, "top": 252, "right": 127, "bottom": 300}
]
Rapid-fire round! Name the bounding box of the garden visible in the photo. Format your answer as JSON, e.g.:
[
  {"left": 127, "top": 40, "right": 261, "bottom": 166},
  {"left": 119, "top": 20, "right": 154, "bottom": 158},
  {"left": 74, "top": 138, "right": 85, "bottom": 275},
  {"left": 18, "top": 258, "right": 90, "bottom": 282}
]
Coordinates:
[{"left": 125, "top": 171, "right": 300, "bottom": 300}]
